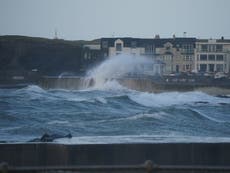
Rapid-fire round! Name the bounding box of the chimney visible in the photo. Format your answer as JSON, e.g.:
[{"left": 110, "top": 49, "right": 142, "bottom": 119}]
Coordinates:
[
  {"left": 173, "top": 34, "right": 176, "bottom": 39},
  {"left": 155, "top": 34, "right": 160, "bottom": 39},
  {"left": 221, "top": 36, "right": 224, "bottom": 40},
  {"left": 183, "top": 32, "right": 187, "bottom": 37}
]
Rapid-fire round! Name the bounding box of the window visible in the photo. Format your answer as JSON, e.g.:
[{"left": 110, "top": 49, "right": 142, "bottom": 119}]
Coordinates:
[
  {"left": 176, "top": 44, "right": 180, "bottom": 51},
  {"left": 200, "top": 54, "right": 207, "bottom": 61},
  {"left": 216, "top": 64, "right": 224, "bottom": 72},
  {"left": 201, "top": 45, "right": 208, "bottom": 51},
  {"left": 200, "top": 64, "right": 207, "bottom": 72},
  {"left": 182, "top": 44, "right": 194, "bottom": 54},
  {"left": 184, "top": 55, "right": 192, "bottom": 61},
  {"left": 186, "top": 64, "right": 190, "bottom": 70},
  {"left": 176, "top": 65, "right": 179, "bottom": 73},
  {"left": 208, "top": 55, "right": 215, "bottom": 61},
  {"left": 209, "top": 64, "right": 214, "bottom": 72},
  {"left": 216, "top": 45, "right": 223, "bottom": 52},
  {"left": 216, "top": 55, "right": 224, "bottom": 61},
  {"left": 116, "top": 43, "right": 122, "bottom": 51},
  {"left": 208, "top": 45, "right": 216, "bottom": 52},
  {"left": 145, "top": 45, "right": 154, "bottom": 54}
]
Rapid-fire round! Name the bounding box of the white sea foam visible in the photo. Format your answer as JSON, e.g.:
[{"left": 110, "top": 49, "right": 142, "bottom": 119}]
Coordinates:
[
  {"left": 96, "top": 97, "right": 107, "bottom": 104},
  {"left": 113, "top": 112, "right": 167, "bottom": 122},
  {"left": 190, "top": 108, "right": 228, "bottom": 123},
  {"left": 16, "top": 85, "right": 46, "bottom": 94},
  {"left": 128, "top": 91, "right": 230, "bottom": 107},
  {"left": 47, "top": 120, "right": 70, "bottom": 125},
  {"left": 54, "top": 135, "right": 230, "bottom": 144},
  {"left": 13, "top": 85, "right": 47, "bottom": 100},
  {"left": 126, "top": 112, "right": 166, "bottom": 120}
]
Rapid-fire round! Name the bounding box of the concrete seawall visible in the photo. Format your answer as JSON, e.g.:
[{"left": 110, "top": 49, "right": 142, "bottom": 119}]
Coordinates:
[
  {"left": 39, "top": 76, "right": 230, "bottom": 94},
  {"left": 39, "top": 76, "right": 196, "bottom": 92},
  {"left": 118, "top": 78, "right": 197, "bottom": 92},
  {"left": 40, "top": 76, "right": 83, "bottom": 90},
  {"left": 0, "top": 143, "right": 230, "bottom": 167}
]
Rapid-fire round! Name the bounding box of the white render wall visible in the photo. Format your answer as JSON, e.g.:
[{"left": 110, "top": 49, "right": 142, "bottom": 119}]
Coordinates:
[
  {"left": 108, "top": 39, "right": 145, "bottom": 57},
  {"left": 109, "top": 47, "right": 145, "bottom": 57}
]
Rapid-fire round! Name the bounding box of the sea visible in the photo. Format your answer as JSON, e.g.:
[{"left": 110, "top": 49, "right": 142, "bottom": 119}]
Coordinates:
[{"left": 1, "top": 55, "right": 230, "bottom": 144}]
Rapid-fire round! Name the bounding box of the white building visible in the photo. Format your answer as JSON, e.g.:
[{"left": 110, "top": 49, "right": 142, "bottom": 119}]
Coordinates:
[
  {"left": 194, "top": 38, "right": 230, "bottom": 74},
  {"left": 108, "top": 39, "right": 145, "bottom": 57}
]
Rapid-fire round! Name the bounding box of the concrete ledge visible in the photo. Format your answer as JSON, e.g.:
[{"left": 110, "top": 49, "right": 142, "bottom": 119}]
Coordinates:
[{"left": 0, "top": 143, "right": 230, "bottom": 167}]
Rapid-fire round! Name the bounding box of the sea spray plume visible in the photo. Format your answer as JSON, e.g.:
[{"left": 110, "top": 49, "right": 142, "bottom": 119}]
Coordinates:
[{"left": 84, "top": 54, "right": 154, "bottom": 88}]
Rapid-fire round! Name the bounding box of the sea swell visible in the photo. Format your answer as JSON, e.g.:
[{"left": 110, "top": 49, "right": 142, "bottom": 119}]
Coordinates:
[{"left": 1, "top": 84, "right": 230, "bottom": 143}]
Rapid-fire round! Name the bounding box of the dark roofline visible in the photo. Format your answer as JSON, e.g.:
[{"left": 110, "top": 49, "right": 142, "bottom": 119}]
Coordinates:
[
  {"left": 101, "top": 37, "right": 196, "bottom": 48},
  {"left": 197, "top": 39, "right": 230, "bottom": 43},
  {"left": 101, "top": 37, "right": 196, "bottom": 41}
]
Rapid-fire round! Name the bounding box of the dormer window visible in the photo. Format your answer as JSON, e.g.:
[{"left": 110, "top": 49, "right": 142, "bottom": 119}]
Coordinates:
[
  {"left": 116, "top": 43, "right": 122, "bottom": 51},
  {"left": 114, "top": 39, "right": 123, "bottom": 51}
]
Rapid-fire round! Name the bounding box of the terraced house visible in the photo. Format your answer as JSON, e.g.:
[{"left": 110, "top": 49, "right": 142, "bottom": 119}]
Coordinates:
[
  {"left": 100, "top": 36, "right": 196, "bottom": 75},
  {"left": 153, "top": 36, "right": 195, "bottom": 74}
]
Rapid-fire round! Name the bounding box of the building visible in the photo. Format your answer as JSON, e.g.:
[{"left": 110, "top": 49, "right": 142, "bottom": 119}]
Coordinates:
[
  {"left": 154, "top": 37, "right": 196, "bottom": 74},
  {"left": 100, "top": 37, "right": 196, "bottom": 75},
  {"left": 100, "top": 37, "right": 230, "bottom": 76},
  {"left": 100, "top": 37, "right": 155, "bottom": 57},
  {"left": 194, "top": 38, "right": 230, "bottom": 74},
  {"left": 100, "top": 37, "right": 158, "bottom": 75},
  {"left": 82, "top": 44, "right": 103, "bottom": 71}
]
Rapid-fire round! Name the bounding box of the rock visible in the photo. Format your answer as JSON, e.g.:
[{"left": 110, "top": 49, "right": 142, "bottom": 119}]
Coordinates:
[{"left": 29, "top": 133, "right": 72, "bottom": 142}]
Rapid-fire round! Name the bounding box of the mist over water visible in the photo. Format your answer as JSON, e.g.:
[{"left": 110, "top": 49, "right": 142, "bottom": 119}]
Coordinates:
[{"left": 1, "top": 54, "right": 230, "bottom": 144}]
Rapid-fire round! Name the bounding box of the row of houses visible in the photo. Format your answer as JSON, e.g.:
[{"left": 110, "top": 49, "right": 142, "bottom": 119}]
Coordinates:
[{"left": 83, "top": 36, "right": 230, "bottom": 76}]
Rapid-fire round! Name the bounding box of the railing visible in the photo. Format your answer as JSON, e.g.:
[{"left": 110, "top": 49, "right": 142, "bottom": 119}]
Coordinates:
[{"left": 1, "top": 161, "right": 230, "bottom": 173}]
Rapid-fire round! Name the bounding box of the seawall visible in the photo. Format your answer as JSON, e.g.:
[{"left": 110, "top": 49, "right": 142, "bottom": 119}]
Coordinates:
[
  {"left": 0, "top": 143, "right": 230, "bottom": 167},
  {"left": 39, "top": 76, "right": 230, "bottom": 94},
  {"left": 40, "top": 76, "right": 83, "bottom": 90}
]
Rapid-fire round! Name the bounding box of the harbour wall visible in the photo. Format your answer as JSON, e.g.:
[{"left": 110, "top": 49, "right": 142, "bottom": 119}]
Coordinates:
[
  {"left": 0, "top": 143, "right": 230, "bottom": 167},
  {"left": 39, "top": 76, "right": 230, "bottom": 94},
  {"left": 40, "top": 76, "right": 83, "bottom": 90},
  {"left": 39, "top": 76, "right": 197, "bottom": 91}
]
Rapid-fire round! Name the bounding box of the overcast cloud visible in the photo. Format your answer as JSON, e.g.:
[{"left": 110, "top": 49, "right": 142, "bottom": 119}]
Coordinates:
[{"left": 0, "top": 0, "right": 230, "bottom": 40}]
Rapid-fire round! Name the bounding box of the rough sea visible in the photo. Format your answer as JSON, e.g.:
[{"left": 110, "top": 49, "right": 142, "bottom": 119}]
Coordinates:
[
  {"left": 1, "top": 55, "right": 230, "bottom": 144},
  {"left": 1, "top": 81, "right": 230, "bottom": 144}
]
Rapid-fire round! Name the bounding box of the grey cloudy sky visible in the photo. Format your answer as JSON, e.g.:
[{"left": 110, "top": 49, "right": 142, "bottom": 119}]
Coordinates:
[{"left": 0, "top": 0, "right": 230, "bottom": 40}]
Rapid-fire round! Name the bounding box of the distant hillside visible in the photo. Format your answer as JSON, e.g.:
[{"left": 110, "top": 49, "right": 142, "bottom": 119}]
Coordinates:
[{"left": 0, "top": 35, "right": 101, "bottom": 78}]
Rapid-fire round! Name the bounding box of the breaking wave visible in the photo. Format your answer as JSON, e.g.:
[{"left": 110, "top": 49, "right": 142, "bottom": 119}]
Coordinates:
[
  {"left": 1, "top": 84, "right": 230, "bottom": 143},
  {"left": 128, "top": 91, "right": 230, "bottom": 107}
]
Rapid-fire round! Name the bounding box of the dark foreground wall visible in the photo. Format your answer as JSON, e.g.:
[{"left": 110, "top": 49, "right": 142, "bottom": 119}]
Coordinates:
[{"left": 0, "top": 143, "right": 230, "bottom": 167}]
